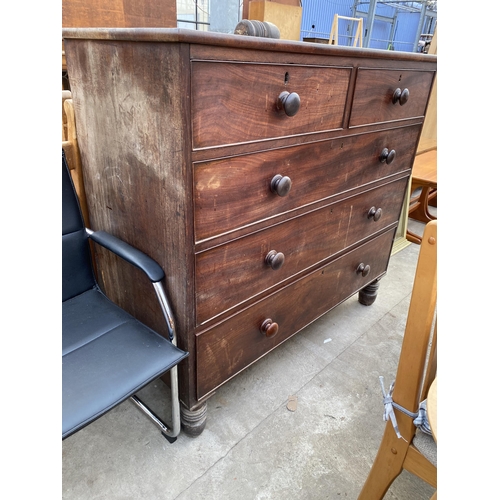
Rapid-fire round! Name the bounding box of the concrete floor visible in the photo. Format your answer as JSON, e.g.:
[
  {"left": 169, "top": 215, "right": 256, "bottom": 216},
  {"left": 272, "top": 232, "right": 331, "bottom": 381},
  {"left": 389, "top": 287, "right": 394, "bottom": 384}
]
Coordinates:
[{"left": 62, "top": 217, "right": 436, "bottom": 500}]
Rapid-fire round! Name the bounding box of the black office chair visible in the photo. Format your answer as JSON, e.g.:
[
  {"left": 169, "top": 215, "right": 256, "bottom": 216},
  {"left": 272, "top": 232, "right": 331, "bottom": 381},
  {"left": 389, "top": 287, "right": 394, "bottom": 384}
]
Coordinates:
[{"left": 62, "top": 149, "right": 188, "bottom": 442}]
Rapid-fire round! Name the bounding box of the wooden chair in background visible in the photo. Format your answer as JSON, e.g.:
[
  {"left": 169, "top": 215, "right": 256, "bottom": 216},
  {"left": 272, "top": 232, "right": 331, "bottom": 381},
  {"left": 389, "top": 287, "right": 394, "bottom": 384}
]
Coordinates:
[
  {"left": 62, "top": 90, "right": 90, "bottom": 227},
  {"left": 358, "top": 220, "right": 437, "bottom": 499},
  {"left": 407, "top": 149, "right": 437, "bottom": 245}
]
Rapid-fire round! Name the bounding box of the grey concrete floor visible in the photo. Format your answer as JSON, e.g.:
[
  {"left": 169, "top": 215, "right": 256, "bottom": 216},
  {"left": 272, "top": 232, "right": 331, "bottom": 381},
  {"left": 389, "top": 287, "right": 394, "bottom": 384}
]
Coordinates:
[{"left": 62, "top": 217, "right": 436, "bottom": 500}]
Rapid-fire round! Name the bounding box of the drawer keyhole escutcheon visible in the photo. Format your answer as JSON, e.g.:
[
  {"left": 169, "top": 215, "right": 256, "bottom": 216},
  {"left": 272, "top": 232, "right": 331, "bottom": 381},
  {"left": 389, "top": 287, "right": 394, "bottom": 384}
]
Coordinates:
[
  {"left": 261, "top": 318, "right": 279, "bottom": 338},
  {"left": 356, "top": 263, "right": 371, "bottom": 277},
  {"left": 368, "top": 207, "right": 383, "bottom": 221},
  {"left": 277, "top": 91, "right": 301, "bottom": 117},
  {"left": 266, "top": 250, "right": 285, "bottom": 270},
  {"left": 379, "top": 148, "right": 396, "bottom": 164},
  {"left": 271, "top": 174, "right": 292, "bottom": 197},
  {"left": 392, "top": 87, "right": 410, "bottom": 106}
]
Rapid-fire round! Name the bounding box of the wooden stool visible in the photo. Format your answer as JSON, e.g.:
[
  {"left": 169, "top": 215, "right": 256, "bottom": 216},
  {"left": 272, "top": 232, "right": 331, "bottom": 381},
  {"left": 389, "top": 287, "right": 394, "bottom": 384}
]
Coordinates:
[{"left": 407, "top": 149, "right": 437, "bottom": 244}]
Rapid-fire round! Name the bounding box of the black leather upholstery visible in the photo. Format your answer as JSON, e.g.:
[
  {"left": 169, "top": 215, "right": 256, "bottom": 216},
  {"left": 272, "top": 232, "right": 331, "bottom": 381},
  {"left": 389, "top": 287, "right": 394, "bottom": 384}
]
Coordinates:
[
  {"left": 62, "top": 289, "right": 187, "bottom": 438},
  {"left": 62, "top": 150, "right": 188, "bottom": 439},
  {"left": 89, "top": 230, "right": 165, "bottom": 283},
  {"left": 62, "top": 155, "right": 95, "bottom": 301}
]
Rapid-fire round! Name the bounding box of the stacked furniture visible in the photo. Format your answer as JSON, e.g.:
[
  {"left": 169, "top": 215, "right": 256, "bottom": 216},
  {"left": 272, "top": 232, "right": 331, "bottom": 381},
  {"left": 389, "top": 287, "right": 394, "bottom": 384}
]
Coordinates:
[{"left": 63, "top": 28, "right": 437, "bottom": 436}]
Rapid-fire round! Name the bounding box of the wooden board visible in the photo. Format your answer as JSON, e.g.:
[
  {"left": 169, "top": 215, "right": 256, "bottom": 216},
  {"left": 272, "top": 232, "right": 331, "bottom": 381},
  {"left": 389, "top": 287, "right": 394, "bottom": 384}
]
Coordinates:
[
  {"left": 417, "top": 26, "right": 437, "bottom": 154},
  {"left": 249, "top": 1, "right": 303, "bottom": 40},
  {"left": 62, "top": 0, "right": 177, "bottom": 28}
]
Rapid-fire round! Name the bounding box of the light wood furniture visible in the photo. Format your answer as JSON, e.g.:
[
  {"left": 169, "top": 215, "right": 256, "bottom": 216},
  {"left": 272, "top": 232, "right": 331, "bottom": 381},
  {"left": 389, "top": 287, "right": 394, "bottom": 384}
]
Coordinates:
[
  {"left": 62, "top": 91, "right": 90, "bottom": 228},
  {"left": 62, "top": 0, "right": 177, "bottom": 28},
  {"left": 62, "top": 40, "right": 67, "bottom": 72},
  {"left": 249, "top": 1, "right": 303, "bottom": 40},
  {"left": 329, "top": 15, "right": 363, "bottom": 47},
  {"left": 391, "top": 179, "right": 412, "bottom": 255},
  {"left": 358, "top": 221, "right": 437, "bottom": 499},
  {"left": 400, "top": 26, "right": 436, "bottom": 248},
  {"left": 243, "top": 0, "right": 301, "bottom": 24},
  {"left": 63, "top": 28, "right": 436, "bottom": 436},
  {"left": 417, "top": 25, "right": 437, "bottom": 153},
  {"left": 407, "top": 149, "right": 437, "bottom": 244}
]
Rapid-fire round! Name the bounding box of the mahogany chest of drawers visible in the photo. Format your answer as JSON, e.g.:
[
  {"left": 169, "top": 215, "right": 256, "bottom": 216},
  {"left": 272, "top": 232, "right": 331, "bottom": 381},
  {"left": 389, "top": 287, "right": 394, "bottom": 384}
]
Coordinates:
[{"left": 63, "top": 28, "right": 437, "bottom": 436}]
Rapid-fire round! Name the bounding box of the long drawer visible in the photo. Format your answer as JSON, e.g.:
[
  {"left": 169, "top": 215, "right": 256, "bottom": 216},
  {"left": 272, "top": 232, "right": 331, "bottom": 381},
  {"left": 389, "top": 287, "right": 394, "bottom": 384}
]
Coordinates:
[
  {"left": 194, "top": 125, "right": 420, "bottom": 242},
  {"left": 195, "top": 177, "right": 407, "bottom": 324},
  {"left": 196, "top": 227, "right": 396, "bottom": 399},
  {"left": 349, "top": 68, "right": 435, "bottom": 127},
  {"left": 191, "top": 61, "right": 351, "bottom": 149}
]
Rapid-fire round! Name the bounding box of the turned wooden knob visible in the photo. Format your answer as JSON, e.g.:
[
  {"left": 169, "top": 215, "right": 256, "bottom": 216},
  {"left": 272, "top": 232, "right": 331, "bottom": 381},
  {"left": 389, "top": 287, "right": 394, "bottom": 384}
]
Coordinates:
[
  {"left": 392, "top": 88, "right": 402, "bottom": 104},
  {"left": 260, "top": 318, "right": 279, "bottom": 338},
  {"left": 356, "top": 263, "right": 371, "bottom": 277},
  {"left": 392, "top": 88, "right": 409, "bottom": 105},
  {"left": 270, "top": 174, "right": 292, "bottom": 197},
  {"left": 399, "top": 88, "right": 410, "bottom": 105},
  {"left": 379, "top": 148, "right": 396, "bottom": 164},
  {"left": 277, "top": 91, "right": 301, "bottom": 117},
  {"left": 368, "top": 207, "right": 382, "bottom": 221},
  {"left": 266, "top": 250, "right": 285, "bottom": 270}
]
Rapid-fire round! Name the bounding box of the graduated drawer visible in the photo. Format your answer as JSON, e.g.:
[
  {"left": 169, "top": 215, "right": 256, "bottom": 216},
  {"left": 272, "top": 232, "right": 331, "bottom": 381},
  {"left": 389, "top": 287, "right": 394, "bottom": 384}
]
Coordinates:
[
  {"left": 196, "top": 227, "right": 395, "bottom": 399},
  {"left": 195, "top": 177, "right": 407, "bottom": 324},
  {"left": 349, "top": 68, "right": 435, "bottom": 127},
  {"left": 191, "top": 61, "right": 351, "bottom": 149},
  {"left": 194, "top": 125, "right": 420, "bottom": 242}
]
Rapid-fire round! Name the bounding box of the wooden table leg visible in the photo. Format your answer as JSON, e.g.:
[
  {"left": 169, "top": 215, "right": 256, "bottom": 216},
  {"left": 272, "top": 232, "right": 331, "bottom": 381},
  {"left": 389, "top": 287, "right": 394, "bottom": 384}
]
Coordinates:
[
  {"left": 406, "top": 229, "right": 422, "bottom": 245},
  {"left": 409, "top": 186, "right": 437, "bottom": 224}
]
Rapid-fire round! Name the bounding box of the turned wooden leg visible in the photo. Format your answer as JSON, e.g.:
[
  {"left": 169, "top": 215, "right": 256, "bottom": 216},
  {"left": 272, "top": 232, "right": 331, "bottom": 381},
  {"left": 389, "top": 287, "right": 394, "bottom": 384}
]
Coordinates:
[
  {"left": 359, "top": 279, "right": 381, "bottom": 306},
  {"left": 180, "top": 402, "right": 208, "bottom": 437},
  {"left": 406, "top": 229, "right": 422, "bottom": 245}
]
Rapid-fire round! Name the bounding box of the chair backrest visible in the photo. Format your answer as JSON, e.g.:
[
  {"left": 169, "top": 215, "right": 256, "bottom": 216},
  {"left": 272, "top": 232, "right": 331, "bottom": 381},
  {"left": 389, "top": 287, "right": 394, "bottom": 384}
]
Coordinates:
[
  {"left": 393, "top": 220, "right": 437, "bottom": 438},
  {"left": 62, "top": 150, "right": 96, "bottom": 301}
]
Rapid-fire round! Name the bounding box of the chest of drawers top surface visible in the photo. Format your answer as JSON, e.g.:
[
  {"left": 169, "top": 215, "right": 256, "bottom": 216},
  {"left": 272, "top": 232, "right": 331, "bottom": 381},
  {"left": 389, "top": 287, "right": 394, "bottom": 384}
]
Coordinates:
[{"left": 62, "top": 27, "right": 436, "bottom": 62}]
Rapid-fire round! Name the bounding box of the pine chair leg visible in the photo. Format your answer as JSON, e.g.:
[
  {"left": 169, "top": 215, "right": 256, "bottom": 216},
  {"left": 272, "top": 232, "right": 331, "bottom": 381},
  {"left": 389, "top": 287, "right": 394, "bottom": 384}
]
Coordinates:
[{"left": 358, "top": 424, "right": 408, "bottom": 499}]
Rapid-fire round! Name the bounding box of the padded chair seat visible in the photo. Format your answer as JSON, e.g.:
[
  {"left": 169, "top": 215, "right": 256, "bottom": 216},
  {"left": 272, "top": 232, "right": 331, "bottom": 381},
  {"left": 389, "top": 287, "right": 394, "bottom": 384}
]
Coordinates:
[
  {"left": 413, "top": 429, "right": 437, "bottom": 467},
  {"left": 62, "top": 289, "right": 188, "bottom": 439}
]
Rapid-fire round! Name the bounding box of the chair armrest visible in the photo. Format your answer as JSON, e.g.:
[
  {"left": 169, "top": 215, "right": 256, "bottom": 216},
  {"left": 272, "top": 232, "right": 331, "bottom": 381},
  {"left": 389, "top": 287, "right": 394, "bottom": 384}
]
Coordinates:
[{"left": 88, "top": 230, "right": 165, "bottom": 283}]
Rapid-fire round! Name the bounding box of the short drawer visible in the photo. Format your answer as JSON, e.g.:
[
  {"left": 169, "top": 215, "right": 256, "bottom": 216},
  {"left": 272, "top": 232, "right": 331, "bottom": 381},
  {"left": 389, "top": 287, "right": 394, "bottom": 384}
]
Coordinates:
[
  {"left": 196, "top": 228, "right": 396, "bottom": 399},
  {"left": 195, "top": 177, "right": 407, "bottom": 324},
  {"left": 194, "top": 125, "right": 420, "bottom": 242},
  {"left": 349, "top": 68, "right": 435, "bottom": 127},
  {"left": 191, "top": 61, "right": 351, "bottom": 149}
]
